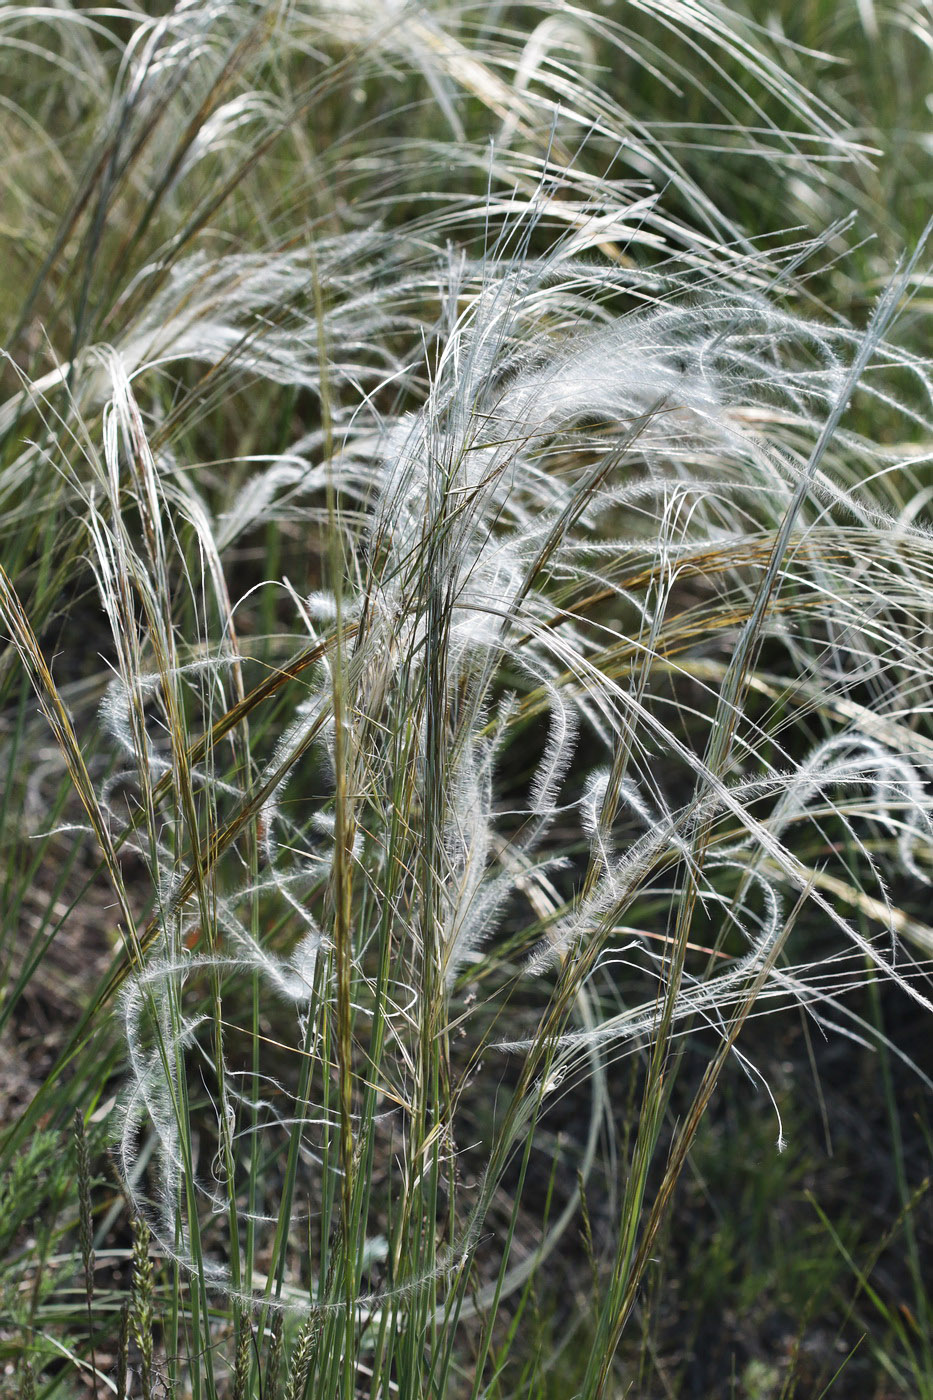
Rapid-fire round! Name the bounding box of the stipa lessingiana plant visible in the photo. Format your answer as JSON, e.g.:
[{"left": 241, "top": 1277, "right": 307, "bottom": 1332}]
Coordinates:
[
  {"left": 1, "top": 2, "right": 932, "bottom": 1398},
  {"left": 78, "top": 245, "right": 933, "bottom": 1395}
]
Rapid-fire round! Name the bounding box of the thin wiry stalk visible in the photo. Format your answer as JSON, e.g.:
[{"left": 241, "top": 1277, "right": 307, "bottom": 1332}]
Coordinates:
[{"left": 2, "top": 3, "right": 932, "bottom": 1397}]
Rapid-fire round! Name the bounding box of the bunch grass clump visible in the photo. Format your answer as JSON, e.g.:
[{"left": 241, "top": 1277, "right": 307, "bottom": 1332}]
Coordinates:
[{"left": 1, "top": 1, "right": 932, "bottom": 1396}]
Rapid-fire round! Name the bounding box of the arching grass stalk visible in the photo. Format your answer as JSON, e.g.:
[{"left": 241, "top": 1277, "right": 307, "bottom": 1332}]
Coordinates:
[{"left": 2, "top": 3, "right": 932, "bottom": 1397}]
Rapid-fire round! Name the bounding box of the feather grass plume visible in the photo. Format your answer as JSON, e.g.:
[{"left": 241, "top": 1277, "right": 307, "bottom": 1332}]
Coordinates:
[{"left": 1, "top": 1, "right": 931, "bottom": 1396}]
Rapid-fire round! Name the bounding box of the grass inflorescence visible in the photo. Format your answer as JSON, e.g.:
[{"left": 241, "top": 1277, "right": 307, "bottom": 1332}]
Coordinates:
[{"left": 1, "top": 2, "right": 931, "bottom": 1396}]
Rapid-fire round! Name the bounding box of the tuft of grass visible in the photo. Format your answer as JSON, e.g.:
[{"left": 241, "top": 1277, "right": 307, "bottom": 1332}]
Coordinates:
[{"left": 0, "top": 2, "right": 931, "bottom": 1397}]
